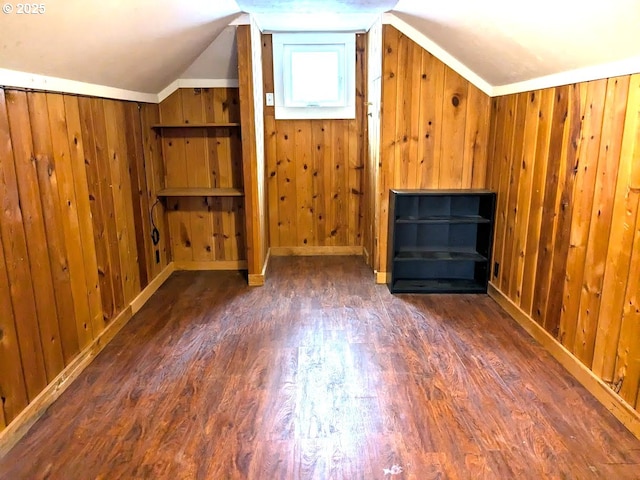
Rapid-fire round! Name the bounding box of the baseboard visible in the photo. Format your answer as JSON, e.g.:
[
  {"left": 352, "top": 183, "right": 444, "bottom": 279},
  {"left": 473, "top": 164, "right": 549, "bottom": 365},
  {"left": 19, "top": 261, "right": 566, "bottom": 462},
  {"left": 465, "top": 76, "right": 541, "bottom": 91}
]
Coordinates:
[
  {"left": 248, "top": 248, "right": 270, "bottom": 287},
  {"left": 270, "top": 246, "right": 364, "bottom": 256},
  {"left": 375, "top": 271, "right": 389, "bottom": 284},
  {"left": 131, "top": 263, "right": 175, "bottom": 314},
  {"left": 0, "top": 262, "right": 175, "bottom": 458},
  {"left": 173, "top": 260, "right": 248, "bottom": 271},
  {"left": 488, "top": 283, "right": 640, "bottom": 440}
]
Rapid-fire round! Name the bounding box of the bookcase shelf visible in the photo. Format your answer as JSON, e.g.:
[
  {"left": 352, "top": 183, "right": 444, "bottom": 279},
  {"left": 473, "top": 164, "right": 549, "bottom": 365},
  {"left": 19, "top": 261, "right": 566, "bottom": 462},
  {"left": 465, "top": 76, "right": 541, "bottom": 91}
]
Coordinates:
[{"left": 387, "top": 189, "right": 496, "bottom": 294}]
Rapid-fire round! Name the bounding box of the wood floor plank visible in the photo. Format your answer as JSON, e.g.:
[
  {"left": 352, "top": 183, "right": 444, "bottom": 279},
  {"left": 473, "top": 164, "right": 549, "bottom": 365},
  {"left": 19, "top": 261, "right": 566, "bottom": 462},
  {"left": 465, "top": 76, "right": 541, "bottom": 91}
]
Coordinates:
[{"left": 1, "top": 257, "right": 640, "bottom": 478}]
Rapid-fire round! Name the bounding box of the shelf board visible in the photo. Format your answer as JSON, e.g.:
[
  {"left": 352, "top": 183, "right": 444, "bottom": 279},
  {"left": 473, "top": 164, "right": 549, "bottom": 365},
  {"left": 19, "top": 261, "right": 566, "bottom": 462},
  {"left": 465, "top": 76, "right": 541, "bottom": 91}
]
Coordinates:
[
  {"left": 394, "top": 248, "right": 487, "bottom": 262},
  {"left": 152, "top": 123, "right": 241, "bottom": 129},
  {"left": 157, "top": 188, "right": 244, "bottom": 197},
  {"left": 396, "top": 215, "right": 490, "bottom": 224},
  {"left": 391, "top": 278, "right": 487, "bottom": 294}
]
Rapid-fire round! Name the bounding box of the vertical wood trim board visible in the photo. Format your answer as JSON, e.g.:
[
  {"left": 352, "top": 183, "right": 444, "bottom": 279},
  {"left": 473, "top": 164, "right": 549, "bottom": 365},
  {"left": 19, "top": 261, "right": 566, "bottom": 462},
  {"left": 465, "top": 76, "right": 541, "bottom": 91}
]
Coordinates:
[{"left": 237, "top": 23, "right": 268, "bottom": 278}]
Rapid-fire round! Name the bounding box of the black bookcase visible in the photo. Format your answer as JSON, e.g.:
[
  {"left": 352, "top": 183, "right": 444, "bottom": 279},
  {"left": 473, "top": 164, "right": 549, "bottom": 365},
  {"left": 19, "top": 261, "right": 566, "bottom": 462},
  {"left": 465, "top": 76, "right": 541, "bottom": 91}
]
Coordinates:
[{"left": 387, "top": 189, "right": 496, "bottom": 294}]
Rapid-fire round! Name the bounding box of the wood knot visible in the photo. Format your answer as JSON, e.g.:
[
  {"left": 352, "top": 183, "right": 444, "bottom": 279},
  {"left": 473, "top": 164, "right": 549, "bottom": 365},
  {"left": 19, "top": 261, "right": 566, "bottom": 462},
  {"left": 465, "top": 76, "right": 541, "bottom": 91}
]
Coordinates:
[{"left": 451, "top": 95, "right": 460, "bottom": 107}]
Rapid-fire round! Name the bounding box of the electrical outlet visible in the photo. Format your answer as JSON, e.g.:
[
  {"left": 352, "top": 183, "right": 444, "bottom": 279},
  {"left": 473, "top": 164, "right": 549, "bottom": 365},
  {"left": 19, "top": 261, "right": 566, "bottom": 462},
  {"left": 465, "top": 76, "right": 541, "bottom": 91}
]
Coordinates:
[
  {"left": 265, "top": 92, "right": 274, "bottom": 106},
  {"left": 493, "top": 262, "right": 500, "bottom": 277}
]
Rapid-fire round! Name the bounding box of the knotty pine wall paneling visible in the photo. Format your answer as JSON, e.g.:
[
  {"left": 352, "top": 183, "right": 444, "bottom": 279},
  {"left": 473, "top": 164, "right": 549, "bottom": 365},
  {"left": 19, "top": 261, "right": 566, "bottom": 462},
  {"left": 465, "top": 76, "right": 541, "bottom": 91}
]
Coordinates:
[
  {"left": 488, "top": 73, "right": 640, "bottom": 414},
  {"left": 0, "top": 88, "right": 168, "bottom": 434},
  {"left": 376, "top": 25, "right": 491, "bottom": 273},
  {"left": 262, "top": 33, "right": 367, "bottom": 251},
  {"left": 158, "top": 88, "right": 246, "bottom": 265}
]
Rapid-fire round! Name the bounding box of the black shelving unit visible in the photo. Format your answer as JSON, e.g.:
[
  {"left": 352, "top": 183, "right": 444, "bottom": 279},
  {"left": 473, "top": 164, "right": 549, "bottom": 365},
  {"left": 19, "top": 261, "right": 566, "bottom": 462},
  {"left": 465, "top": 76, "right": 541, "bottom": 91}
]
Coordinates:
[{"left": 387, "top": 189, "right": 496, "bottom": 294}]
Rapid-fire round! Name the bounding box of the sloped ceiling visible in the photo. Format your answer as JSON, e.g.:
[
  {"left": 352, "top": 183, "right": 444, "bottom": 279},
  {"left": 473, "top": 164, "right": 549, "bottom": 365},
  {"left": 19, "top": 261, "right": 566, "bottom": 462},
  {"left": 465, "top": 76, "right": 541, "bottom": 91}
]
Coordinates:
[
  {"left": 0, "top": 0, "right": 239, "bottom": 93},
  {"left": 179, "top": 26, "right": 239, "bottom": 81},
  {"left": 392, "top": 0, "right": 640, "bottom": 88},
  {"left": 0, "top": 0, "right": 638, "bottom": 99}
]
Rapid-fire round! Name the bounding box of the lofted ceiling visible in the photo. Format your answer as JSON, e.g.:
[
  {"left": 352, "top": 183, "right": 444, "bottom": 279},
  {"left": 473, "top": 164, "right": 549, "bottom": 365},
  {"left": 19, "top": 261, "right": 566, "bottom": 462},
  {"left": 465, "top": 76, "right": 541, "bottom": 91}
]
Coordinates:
[
  {"left": 0, "top": 0, "right": 240, "bottom": 93},
  {"left": 392, "top": 0, "right": 640, "bottom": 88},
  {"left": 0, "top": 0, "right": 638, "bottom": 99}
]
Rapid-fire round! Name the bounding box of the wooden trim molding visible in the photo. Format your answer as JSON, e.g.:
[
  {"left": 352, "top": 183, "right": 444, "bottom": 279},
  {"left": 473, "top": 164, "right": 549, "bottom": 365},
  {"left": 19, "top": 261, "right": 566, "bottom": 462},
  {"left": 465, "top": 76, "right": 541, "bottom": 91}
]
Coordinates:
[
  {"left": 248, "top": 248, "right": 270, "bottom": 287},
  {"left": 488, "top": 283, "right": 640, "bottom": 440},
  {"left": 0, "top": 68, "right": 158, "bottom": 103},
  {"left": 173, "top": 260, "right": 248, "bottom": 271},
  {"left": 270, "top": 246, "right": 364, "bottom": 256},
  {"left": 131, "top": 263, "right": 175, "bottom": 314},
  {"left": 375, "top": 271, "right": 389, "bottom": 284}
]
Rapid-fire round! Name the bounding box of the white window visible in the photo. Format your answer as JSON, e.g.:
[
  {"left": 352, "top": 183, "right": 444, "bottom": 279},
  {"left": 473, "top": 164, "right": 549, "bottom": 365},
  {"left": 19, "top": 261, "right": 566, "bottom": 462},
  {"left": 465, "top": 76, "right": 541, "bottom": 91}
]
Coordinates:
[{"left": 272, "top": 33, "right": 356, "bottom": 120}]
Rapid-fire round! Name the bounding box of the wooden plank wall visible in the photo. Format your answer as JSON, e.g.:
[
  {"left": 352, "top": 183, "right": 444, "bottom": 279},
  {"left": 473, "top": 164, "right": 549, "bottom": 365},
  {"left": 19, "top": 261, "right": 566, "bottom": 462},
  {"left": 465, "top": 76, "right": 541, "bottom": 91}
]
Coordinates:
[
  {"left": 0, "top": 88, "right": 167, "bottom": 432},
  {"left": 487, "top": 73, "right": 640, "bottom": 414},
  {"left": 262, "top": 33, "right": 367, "bottom": 250},
  {"left": 157, "top": 88, "right": 245, "bottom": 264},
  {"left": 376, "top": 25, "right": 491, "bottom": 273}
]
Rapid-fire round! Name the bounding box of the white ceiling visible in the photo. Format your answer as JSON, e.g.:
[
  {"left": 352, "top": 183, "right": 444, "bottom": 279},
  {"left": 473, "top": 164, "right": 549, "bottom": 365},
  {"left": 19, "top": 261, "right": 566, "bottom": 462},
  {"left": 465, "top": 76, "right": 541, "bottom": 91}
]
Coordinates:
[
  {"left": 237, "top": 0, "right": 398, "bottom": 31},
  {"left": 392, "top": 0, "right": 640, "bottom": 87},
  {"left": 0, "top": 0, "right": 240, "bottom": 93},
  {"left": 0, "top": 0, "right": 638, "bottom": 98}
]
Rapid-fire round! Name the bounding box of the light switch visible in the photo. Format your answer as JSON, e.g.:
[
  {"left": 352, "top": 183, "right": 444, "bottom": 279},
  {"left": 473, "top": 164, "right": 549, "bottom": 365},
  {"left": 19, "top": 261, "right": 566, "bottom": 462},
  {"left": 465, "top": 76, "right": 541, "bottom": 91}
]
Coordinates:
[{"left": 265, "top": 92, "right": 274, "bottom": 106}]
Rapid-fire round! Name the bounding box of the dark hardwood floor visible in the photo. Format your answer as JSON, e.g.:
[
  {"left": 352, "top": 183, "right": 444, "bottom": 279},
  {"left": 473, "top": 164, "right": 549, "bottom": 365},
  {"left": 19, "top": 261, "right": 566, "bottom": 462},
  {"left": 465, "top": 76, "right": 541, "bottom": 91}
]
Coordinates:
[{"left": 1, "top": 256, "right": 640, "bottom": 479}]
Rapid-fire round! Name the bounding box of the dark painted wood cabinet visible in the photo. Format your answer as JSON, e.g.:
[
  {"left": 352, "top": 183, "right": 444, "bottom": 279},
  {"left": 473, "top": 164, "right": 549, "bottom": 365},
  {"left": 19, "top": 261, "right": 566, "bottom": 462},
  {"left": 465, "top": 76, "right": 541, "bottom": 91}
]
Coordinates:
[{"left": 387, "top": 189, "right": 496, "bottom": 294}]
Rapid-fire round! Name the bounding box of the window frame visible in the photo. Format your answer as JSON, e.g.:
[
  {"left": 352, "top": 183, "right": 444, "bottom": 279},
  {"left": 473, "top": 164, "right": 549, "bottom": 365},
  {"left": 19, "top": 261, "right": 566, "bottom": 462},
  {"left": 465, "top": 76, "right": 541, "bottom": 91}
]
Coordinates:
[{"left": 272, "top": 32, "right": 356, "bottom": 120}]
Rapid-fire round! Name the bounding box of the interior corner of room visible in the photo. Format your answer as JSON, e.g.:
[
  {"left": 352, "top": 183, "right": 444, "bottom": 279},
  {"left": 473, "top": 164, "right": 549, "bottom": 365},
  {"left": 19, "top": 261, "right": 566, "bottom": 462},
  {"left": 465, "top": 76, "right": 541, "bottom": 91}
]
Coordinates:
[{"left": 1, "top": 0, "right": 640, "bottom": 474}]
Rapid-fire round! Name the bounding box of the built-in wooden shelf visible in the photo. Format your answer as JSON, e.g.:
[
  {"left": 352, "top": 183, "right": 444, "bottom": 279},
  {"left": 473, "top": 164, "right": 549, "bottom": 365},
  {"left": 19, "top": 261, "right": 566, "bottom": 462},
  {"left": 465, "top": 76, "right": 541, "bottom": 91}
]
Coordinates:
[
  {"left": 157, "top": 188, "right": 244, "bottom": 197},
  {"left": 152, "top": 123, "right": 241, "bottom": 129}
]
